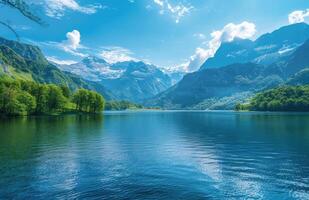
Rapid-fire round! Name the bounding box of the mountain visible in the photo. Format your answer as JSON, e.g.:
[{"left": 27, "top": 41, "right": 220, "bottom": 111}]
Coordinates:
[
  {"left": 59, "top": 56, "right": 172, "bottom": 102},
  {"left": 200, "top": 23, "right": 309, "bottom": 69},
  {"left": 147, "top": 38, "right": 309, "bottom": 110},
  {"left": 57, "top": 56, "right": 123, "bottom": 81},
  {"left": 102, "top": 61, "right": 172, "bottom": 102},
  {"left": 287, "top": 69, "right": 309, "bottom": 85},
  {"left": 147, "top": 63, "right": 283, "bottom": 109},
  {"left": 0, "top": 37, "right": 114, "bottom": 100},
  {"left": 167, "top": 71, "right": 186, "bottom": 85}
]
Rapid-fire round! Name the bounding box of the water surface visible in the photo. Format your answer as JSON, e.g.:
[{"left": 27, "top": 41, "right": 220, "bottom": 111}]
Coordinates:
[{"left": 0, "top": 111, "right": 309, "bottom": 199}]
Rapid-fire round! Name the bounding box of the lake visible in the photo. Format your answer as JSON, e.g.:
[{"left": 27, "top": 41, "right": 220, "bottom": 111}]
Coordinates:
[{"left": 0, "top": 111, "right": 309, "bottom": 199}]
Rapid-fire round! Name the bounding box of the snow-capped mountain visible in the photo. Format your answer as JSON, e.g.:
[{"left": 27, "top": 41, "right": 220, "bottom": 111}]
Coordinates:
[
  {"left": 57, "top": 56, "right": 124, "bottom": 81},
  {"left": 57, "top": 56, "right": 172, "bottom": 102}
]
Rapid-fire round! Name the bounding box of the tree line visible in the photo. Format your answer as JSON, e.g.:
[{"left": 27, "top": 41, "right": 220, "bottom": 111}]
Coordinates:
[
  {"left": 0, "top": 79, "right": 105, "bottom": 116},
  {"left": 105, "top": 100, "right": 143, "bottom": 111},
  {"left": 235, "top": 85, "right": 309, "bottom": 112}
]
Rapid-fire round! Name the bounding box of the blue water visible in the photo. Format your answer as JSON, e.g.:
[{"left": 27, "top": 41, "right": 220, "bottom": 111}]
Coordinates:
[{"left": 0, "top": 111, "right": 309, "bottom": 199}]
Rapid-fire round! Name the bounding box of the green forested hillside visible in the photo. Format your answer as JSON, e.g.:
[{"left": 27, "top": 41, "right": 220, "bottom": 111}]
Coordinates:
[{"left": 236, "top": 85, "right": 309, "bottom": 111}]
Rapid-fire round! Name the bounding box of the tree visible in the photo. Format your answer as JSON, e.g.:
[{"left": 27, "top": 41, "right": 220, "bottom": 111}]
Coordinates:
[
  {"left": 0, "top": 85, "right": 35, "bottom": 115},
  {"left": 46, "top": 85, "right": 67, "bottom": 112},
  {"left": 89, "top": 92, "right": 105, "bottom": 113},
  {"left": 17, "top": 90, "right": 36, "bottom": 114},
  {"left": 60, "top": 85, "right": 71, "bottom": 98},
  {"left": 73, "top": 89, "right": 105, "bottom": 113},
  {"left": 33, "top": 84, "right": 48, "bottom": 113},
  {"left": 73, "top": 89, "right": 89, "bottom": 112}
]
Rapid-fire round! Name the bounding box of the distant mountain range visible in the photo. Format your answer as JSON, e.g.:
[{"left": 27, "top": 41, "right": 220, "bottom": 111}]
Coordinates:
[
  {"left": 147, "top": 23, "right": 309, "bottom": 110},
  {"left": 56, "top": 56, "right": 172, "bottom": 102},
  {"left": 1, "top": 23, "right": 309, "bottom": 109}
]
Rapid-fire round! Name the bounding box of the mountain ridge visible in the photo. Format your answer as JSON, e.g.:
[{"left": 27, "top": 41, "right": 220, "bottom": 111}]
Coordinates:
[{"left": 200, "top": 23, "right": 309, "bottom": 70}]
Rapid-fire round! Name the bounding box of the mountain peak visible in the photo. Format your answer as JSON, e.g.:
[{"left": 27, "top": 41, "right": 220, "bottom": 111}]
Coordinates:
[{"left": 82, "top": 56, "right": 108, "bottom": 65}]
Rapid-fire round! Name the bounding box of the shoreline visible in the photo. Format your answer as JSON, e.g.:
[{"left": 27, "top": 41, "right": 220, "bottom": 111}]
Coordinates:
[{"left": 1, "top": 109, "right": 309, "bottom": 118}]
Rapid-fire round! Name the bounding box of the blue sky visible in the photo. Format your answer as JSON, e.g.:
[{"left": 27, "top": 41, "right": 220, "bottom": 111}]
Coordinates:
[{"left": 0, "top": 0, "right": 309, "bottom": 72}]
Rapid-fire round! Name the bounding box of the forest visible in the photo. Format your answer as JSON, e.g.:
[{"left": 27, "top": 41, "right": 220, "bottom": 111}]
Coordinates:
[
  {"left": 0, "top": 78, "right": 105, "bottom": 116},
  {"left": 105, "top": 100, "right": 143, "bottom": 111},
  {"left": 236, "top": 85, "right": 309, "bottom": 112}
]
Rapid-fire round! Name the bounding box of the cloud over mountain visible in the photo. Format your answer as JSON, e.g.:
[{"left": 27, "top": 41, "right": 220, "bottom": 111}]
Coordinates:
[
  {"left": 289, "top": 9, "right": 309, "bottom": 24},
  {"left": 177, "top": 21, "right": 256, "bottom": 73},
  {"left": 99, "top": 47, "right": 138, "bottom": 64}
]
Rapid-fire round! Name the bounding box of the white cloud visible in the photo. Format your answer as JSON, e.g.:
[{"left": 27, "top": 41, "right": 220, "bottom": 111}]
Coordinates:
[
  {"left": 59, "top": 30, "right": 88, "bottom": 57},
  {"left": 288, "top": 9, "right": 309, "bottom": 24},
  {"left": 174, "top": 21, "right": 256, "bottom": 73},
  {"left": 99, "top": 47, "right": 138, "bottom": 63},
  {"left": 37, "top": 30, "right": 87, "bottom": 57},
  {"left": 35, "top": 0, "right": 102, "bottom": 19},
  {"left": 186, "top": 47, "right": 209, "bottom": 72},
  {"left": 153, "top": 0, "right": 193, "bottom": 23},
  {"left": 46, "top": 56, "right": 78, "bottom": 65},
  {"left": 65, "top": 30, "right": 81, "bottom": 50}
]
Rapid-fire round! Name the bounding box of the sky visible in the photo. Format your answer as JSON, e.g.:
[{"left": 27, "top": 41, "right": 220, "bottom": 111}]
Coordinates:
[{"left": 0, "top": 0, "right": 309, "bottom": 72}]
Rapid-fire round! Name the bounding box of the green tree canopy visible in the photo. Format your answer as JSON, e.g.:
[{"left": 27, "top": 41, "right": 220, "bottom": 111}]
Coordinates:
[{"left": 0, "top": 79, "right": 106, "bottom": 116}]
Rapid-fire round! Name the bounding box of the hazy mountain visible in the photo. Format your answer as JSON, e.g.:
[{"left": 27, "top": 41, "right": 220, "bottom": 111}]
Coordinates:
[
  {"left": 200, "top": 23, "right": 309, "bottom": 70},
  {"left": 59, "top": 57, "right": 172, "bottom": 102}
]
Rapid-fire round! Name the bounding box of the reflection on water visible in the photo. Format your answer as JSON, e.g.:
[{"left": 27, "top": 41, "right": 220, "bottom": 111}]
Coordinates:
[{"left": 0, "top": 111, "right": 309, "bottom": 199}]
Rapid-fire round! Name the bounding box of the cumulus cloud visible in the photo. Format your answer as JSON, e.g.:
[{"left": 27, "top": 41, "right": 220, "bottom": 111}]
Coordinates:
[
  {"left": 58, "top": 30, "right": 88, "bottom": 57},
  {"left": 46, "top": 56, "right": 78, "bottom": 65},
  {"left": 288, "top": 9, "right": 309, "bottom": 24},
  {"left": 99, "top": 47, "right": 138, "bottom": 63},
  {"left": 175, "top": 21, "right": 256, "bottom": 72},
  {"left": 153, "top": 0, "right": 193, "bottom": 23},
  {"left": 34, "top": 0, "right": 102, "bottom": 19},
  {"left": 37, "top": 30, "right": 87, "bottom": 57},
  {"left": 64, "top": 30, "right": 81, "bottom": 50}
]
